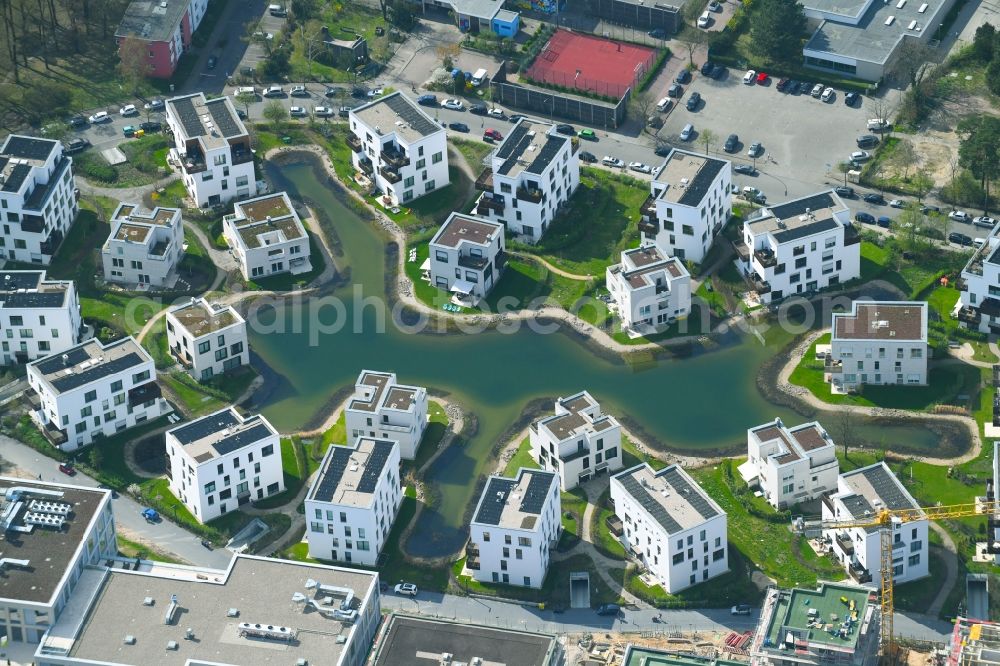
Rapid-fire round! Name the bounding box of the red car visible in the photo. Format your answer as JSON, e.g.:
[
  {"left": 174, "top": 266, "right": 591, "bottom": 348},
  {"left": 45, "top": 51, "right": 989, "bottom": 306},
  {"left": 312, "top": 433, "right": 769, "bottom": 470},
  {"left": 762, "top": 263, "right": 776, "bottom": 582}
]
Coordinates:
[
  {"left": 756, "top": 72, "right": 769, "bottom": 84},
  {"left": 483, "top": 128, "right": 503, "bottom": 141},
  {"left": 58, "top": 462, "right": 76, "bottom": 476}
]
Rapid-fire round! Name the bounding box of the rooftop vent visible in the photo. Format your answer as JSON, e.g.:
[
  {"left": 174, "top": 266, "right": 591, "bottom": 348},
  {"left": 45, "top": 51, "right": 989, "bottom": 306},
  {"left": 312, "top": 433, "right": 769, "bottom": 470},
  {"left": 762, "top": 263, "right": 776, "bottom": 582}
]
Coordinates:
[
  {"left": 166, "top": 641, "right": 179, "bottom": 651},
  {"left": 885, "top": 15, "right": 895, "bottom": 24},
  {"left": 185, "top": 628, "right": 195, "bottom": 640},
  {"left": 918, "top": 2, "right": 927, "bottom": 10},
  {"left": 297, "top": 660, "right": 308, "bottom": 666},
  {"left": 123, "top": 635, "right": 136, "bottom": 645},
  {"left": 908, "top": 19, "right": 919, "bottom": 29},
  {"left": 227, "top": 608, "right": 240, "bottom": 617}
]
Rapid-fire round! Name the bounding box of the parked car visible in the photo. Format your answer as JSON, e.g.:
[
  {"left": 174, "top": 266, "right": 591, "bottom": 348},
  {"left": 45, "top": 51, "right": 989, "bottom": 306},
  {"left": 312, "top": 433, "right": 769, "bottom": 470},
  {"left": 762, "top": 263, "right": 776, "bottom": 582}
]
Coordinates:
[
  {"left": 850, "top": 150, "right": 870, "bottom": 162},
  {"left": 888, "top": 199, "right": 904, "bottom": 208},
  {"left": 58, "top": 462, "right": 76, "bottom": 476},
  {"left": 856, "top": 134, "right": 879, "bottom": 149},
  {"left": 697, "top": 11, "right": 711, "bottom": 27},
  {"left": 708, "top": 0, "right": 722, "bottom": 9},
  {"left": 578, "top": 129, "right": 597, "bottom": 140},
  {"left": 654, "top": 144, "right": 671, "bottom": 157},
  {"left": 314, "top": 106, "right": 333, "bottom": 117},
  {"left": 756, "top": 72, "right": 769, "bottom": 85},
  {"left": 656, "top": 97, "right": 673, "bottom": 113},
  {"left": 139, "top": 121, "right": 161, "bottom": 133},
  {"left": 269, "top": 4, "right": 288, "bottom": 17},
  {"left": 668, "top": 83, "right": 683, "bottom": 98},
  {"left": 646, "top": 115, "right": 664, "bottom": 130},
  {"left": 325, "top": 87, "right": 345, "bottom": 98},
  {"left": 579, "top": 151, "right": 597, "bottom": 163},
  {"left": 700, "top": 61, "right": 716, "bottom": 76},
  {"left": 69, "top": 115, "right": 88, "bottom": 129},
  {"left": 675, "top": 69, "right": 691, "bottom": 84},
  {"left": 65, "top": 138, "right": 90, "bottom": 154},
  {"left": 949, "top": 232, "right": 974, "bottom": 246},
  {"left": 686, "top": 92, "right": 701, "bottom": 111},
  {"left": 835, "top": 185, "right": 855, "bottom": 197},
  {"left": 743, "top": 69, "right": 756, "bottom": 84},
  {"left": 628, "top": 161, "right": 652, "bottom": 174},
  {"left": 596, "top": 604, "right": 621, "bottom": 616},
  {"left": 776, "top": 77, "right": 790, "bottom": 92},
  {"left": 289, "top": 106, "right": 307, "bottom": 117},
  {"left": 648, "top": 28, "right": 666, "bottom": 38},
  {"left": 119, "top": 104, "right": 138, "bottom": 116},
  {"left": 483, "top": 128, "right": 503, "bottom": 141},
  {"left": 724, "top": 134, "right": 739, "bottom": 153},
  {"left": 448, "top": 122, "right": 469, "bottom": 132},
  {"left": 122, "top": 125, "right": 137, "bottom": 137},
  {"left": 487, "top": 108, "right": 504, "bottom": 118},
  {"left": 351, "top": 87, "right": 367, "bottom": 99},
  {"left": 263, "top": 85, "right": 283, "bottom": 97},
  {"left": 469, "top": 103, "right": 488, "bottom": 115},
  {"left": 508, "top": 114, "right": 527, "bottom": 123},
  {"left": 974, "top": 216, "right": 998, "bottom": 228},
  {"left": 206, "top": 55, "right": 218, "bottom": 70},
  {"left": 845, "top": 91, "right": 861, "bottom": 106},
  {"left": 949, "top": 210, "right": 971, "bottom": 223},
  {"left": 395, "top": 582, "right": 419, "bottom": 596},
  {"left": 876, "top": 215, "right": 892, "bottom": 228},
  {"left": 141, "top": 508, "right": 160, "bottom": 523},
  {"left": 338, "top": 106, "right": 352, "bottom": 118},
  {"left": 855, "top": 211, "right": 876, "bottom": 224},
  {"left": 747, "top": 142, "right": 763, "bottom": 158},
  {"left": 863, "top": 193, "right": 885, "bottom": 204},
  {"left": 731, "top": 604, "right": 752, "bottom": 616},
  {"left": 811, "top": 83, "right": 825, "bottom": 98},
  {"left": 679, "top": 123, "right": 694, "bottom": 141},
  {"left": 734, "top": 164, "right": 756, "bottom": 175},
  {"left": 442, "top": 98, "right": 464, "bottom": 110},
  {"left": 821, "top": 87, "right": 835, "bottom": 102},
  {"left": 867, "top": 117, "right": 888, "bottom": 131},
  {"left": 144, "top": 99, "right": 165, "bottom": 111},
  {"left": 290, "top": 85, "right": 309, "bottom": 97},
  {"left": 921, "top": 205, "right": 940, "bottom": 214},
  {"left": 602, "top": 156, "right": 625, "bottom": 168}
]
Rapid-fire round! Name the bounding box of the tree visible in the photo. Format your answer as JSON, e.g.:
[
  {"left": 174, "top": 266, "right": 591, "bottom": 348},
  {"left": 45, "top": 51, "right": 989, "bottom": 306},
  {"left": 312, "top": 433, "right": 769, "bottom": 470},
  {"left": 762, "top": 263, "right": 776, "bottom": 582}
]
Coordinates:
[
  {"left": 235, "top": 90, "right": 257, "bottom": 119},
  {"left": 888, "top": 139, "right": 916, "bottom": 180},
  {"left": 894, "top": 203, "right": 931, "bottom": 254},
  {"left": 388, "top": 0, "right": 416, "bottom": 31},
  {"left": 437, "top": 42, "right": 461, "bottom": 71},
  {"left": 972, "top": 22, "right": 996, "bottom": 62},
  {"left": 892, "top": 39, "right": 934, "bottom": 89},
  {"left": 836, "top": 403, "right": 854, "bottom": 460},
  {"left": 117, "top": 35, "right": 153, "bottom": 94},
  {"left": 699, "top": 128, "right": 717, "bottom": 155},
  {"left": 911, "top": 169, "right": 934, "bottom": 202},
  {"left": 957, "top": 115, "right": 1000, "bottom": 211},
  {"left": 988, "top": 59, "right": 1000, "bottom": 97},
  {"left": 299, "top": 23, "right": 325, "bottom": 78},
  {"left": 263, "top": 100, "right": 288, "bottom": 129},
  {"left": 291, "top": 0, "right": 319, "bottom": 20},
  {"left": 924, "top": 210, "right": 950, "bottom": 243},
  {"left": 676, "top": 27, "right": 708, "bottom": 68},
  {"left": 748, "top": 0, "right": 806, "bottom": 63},
  {"left": 629, "top": 91, "right": 654, "bottom": 127},
  {"left": 453, "top": 71, "right": 466, "bottom": 96},
  {"left": 40, "top": 120, "right": 70, "bottom": 142},
  {"left": 867, "top": 97, "right": 895, "bottom": 137}
]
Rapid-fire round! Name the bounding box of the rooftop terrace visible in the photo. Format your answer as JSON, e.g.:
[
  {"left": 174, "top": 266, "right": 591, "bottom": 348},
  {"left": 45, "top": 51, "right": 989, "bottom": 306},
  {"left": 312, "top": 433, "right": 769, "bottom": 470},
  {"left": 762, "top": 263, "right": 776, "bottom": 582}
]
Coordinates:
[
  {"left": 473, "top": 468, "right": 556, "bottom": 529},
  {"left": 169, "top": 298, "right": 241, "bottom": 338},
  {"left": 652, "top": 149, "right": 727, "bottom": 208},
  {"left": 613, "top": 463, "right": 722, "bottom": 535},
  {"left": 762, "top": 583, "right": 875, "bottom": 651},
  {"left": 431, "top": 213, "right": 502, "bottom": 249}
]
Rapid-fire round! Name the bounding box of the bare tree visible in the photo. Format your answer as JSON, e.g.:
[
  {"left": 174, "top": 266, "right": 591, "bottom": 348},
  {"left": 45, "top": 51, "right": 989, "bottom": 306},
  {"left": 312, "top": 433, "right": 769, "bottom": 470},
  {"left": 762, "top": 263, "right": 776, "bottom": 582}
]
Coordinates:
[
  {"left": 868, "top": 97, "right": 895, "bottom": 136},
  {"left": 235, "top": 90, "right": 257, "bottom": 118},
  {"left": 629, "top": 91, "right": 654, "bottom": 126},
  {"left": 893, "top": 40, "right": 935, "bottom": 90},
  {"left": 889, "top": 139, "right": 917, "bottom": 180},
  {"left": 299, "top": 23, "right": 326, "bottom": 79},
  {"left": 837, "top": 403, "right": 854, "bottom": 460},
  {"left": 117, "top": 35, "right": 153, "bottom": 94},
  {"left": 436, "top": 42, "right": 461, "bottom": 70}
]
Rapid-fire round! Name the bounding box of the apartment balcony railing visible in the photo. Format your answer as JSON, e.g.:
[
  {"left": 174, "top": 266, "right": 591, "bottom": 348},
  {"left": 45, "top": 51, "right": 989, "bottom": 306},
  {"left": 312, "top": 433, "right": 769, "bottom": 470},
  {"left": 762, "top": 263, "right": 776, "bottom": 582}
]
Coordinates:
[
  {"left": 749, "top": 274, "right": 771, "bottom": 295},
  {"left": 495, "top": 249, "right": 508, "bottom": 272},
  {"left": 562, "top": 446, "right": 590, "bottom": 463},
  {"left": 835, "top": 533, "right": 854, "bottom": 556},
  {"left": 606, "top": 514, "right": 623, "bottom": 537},
  {"left": 475, "top": 168, "right": 494, "bottom": 191},
  {"left": 459, "top": 254, "right": 489, "bottom": 270},
  {"left": 231, "top": 148, "right": 254, "bottom": 166},
  {"left": 754, "top": 248, "right": 777, "bottom": 269},
  {"left": 958, "top": 306, "right": 982, "bottom": 326},
  {"left": 640, "top": 194, "right": 659, "bottom": 223},
  {"left": 844, "top": 223, "right": 861, "bottom": 246},
  {"left": 357, "top": 158, "right": 374, "bottom": 176},
  {"left": 638, "top": 219, "right": 659, "bottom": 236},
  {"left": 956, "top": 278, "right": 967, "bottom": 292},
  {"left": 347, "top": 133, "right": 363, "bottom": 153},
  {"left": 825, "top": 357, "right": 843, "bottom": 373},
  {"left": 516, "top": 186, "right": 543, "bottom": 204},
  {"left": 380, "top": 148, "right": 409, "bottom": 169},
  {"left": 178, "top": 150, "right": 207, "bottom": 175},
  {"left": 848, "top": 561, "right": 872, "bottom": 584},
  {"left": 966, "top": 255, "right": 986, "bottom": 277},
  {"left": 476, "top": 195, "right": 505, "bottom": 216},
  {"left": 39, "top": 230, "right": 63, "bottom": 256},
  {"left": 20, "top": 214, "right": 44, "bottom": 233},
  {"left": 379, "top": 166, "right": 402, "bottom": 184},
  {"left": 732, "top": 240, "right": 751, "bottom": 263},
  {"left": 466, "top": 542, "right": 480, "bottom": 570}
]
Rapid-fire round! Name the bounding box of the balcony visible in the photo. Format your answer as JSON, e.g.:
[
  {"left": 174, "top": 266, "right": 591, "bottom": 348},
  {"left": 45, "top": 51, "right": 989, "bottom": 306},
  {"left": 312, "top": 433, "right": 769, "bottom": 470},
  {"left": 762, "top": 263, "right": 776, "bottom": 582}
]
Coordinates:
[
  {"left": 956, "top": 278, "right": 967, "bottom": 292},
  {"left": 640, "top": 194, "right": 659, "bottom": 223},
  {"left": 379, "top": 166, "right": 402, "bottom": 184},
  {"left": 39, "top": 230, "right": 63, "bottom": 256},
  {"left": 357, "top": 158, "right": 373, "bottom": 175},
  {"left": 638, "top": 219, "right": 659, "bottom": 236},
  {"left": 748, "top": 274, "right": 771, "bottom": 295},
  {"left": 347, "top": 132, "right": 363, "bottom": 153},
  {"left": 835, "top": 533, "right": 855, "bottom": 556},
  {"left": 459, "top": 254, "right": 489, "bottom": 270},
  {"left": 475, "top": 167, "right": 494, "bottom": 191},
  {"left": 495, "top": 249, "right": 508, "bottom": 272},
  {"left": 231, "top": 147, "right": 254, "bottom": 166},
  {"left": 844, "top": 223, "right": 861, "bottom": 246},
  {"left": 606, "top": 514, "right": 623, "bottom": 537},
  {"left": 177, "top": 149, "right": 207, "bottom": 175},
  {"left": 754, "top": 248, "right": 777, "bottom": 269},
  {"left": 476, "top": 195, "right": 505, "bottom": 216},
  {"left": 380, "top": 147, "right": 409, "bottom": 169},
  {"left": 848, "top": 561, "right": 872, "bottom": 584},
  {"left": 562, "top": 446, "right": 591, "bottom": 463},
  {"left": 958, "top": 306, "right": 982, "bottom": 326},
  {"left": 20, "top": 214, "right": 44, "bottom": 233},
  {"left": 516, "top": 186, "right": 544, "bottom": 204},
  {"left": 732, "top": 240, "right": 751, "bottom": 263},
  {"left": 966, "top": 253, "right": 986, "bottom": 277},
  {"left": 824, "top": 357, "right": 843, "bottom": 373},
  {"left": 466, "top": 542, "right": 480, "bottom": 570},
  {"left": 170, "top": 344, "right": 192, "bottom": 367}
]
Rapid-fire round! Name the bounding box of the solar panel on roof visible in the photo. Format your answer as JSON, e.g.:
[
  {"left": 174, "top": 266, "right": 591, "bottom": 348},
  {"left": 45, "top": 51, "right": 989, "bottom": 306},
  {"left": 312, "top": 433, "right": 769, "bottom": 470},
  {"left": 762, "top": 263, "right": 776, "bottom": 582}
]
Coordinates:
[
  {"left": 170, "top": 409, "right": 241, "bottom": 445},
  {"left": 2, "top": 292, "right": 65, "bottom": 308},
  {"left": 519, "top": 471, "right": 554, "bottom": 515},
  {"left": 207, "top": 100, "right": 243, "bottom": 138},
  {"left": 861, "top": 464, "right": 914, "bottom": 511},
  {"left": 526, "top": 135, "right": 565, "bottom": 175},
  {"left": 49, "top": 352, "right": 144, "bottom": 393},
  {"left": 619, "top": 474, "right": 682, "bottom": 534},
  {"left": 382, "top": 94, "right": 440, "bottom": 137},
  {"left": 35, "top": 345, "right": 90, "bottom": 375},
  {"left": 677, "top": 158, "right": 725, "bottom": 207},
  {"left": 2, "top": 136, "right": 57, "bottom": 161},
  {"left": 171, "top": 96, "right": 205, "bottom": 138},
  {"left": 661, "top": 467, "right": 718, "bottom": 520},
  {"left": 212, "top": 423, "right": 273, "bottom": 456},
  {"left": 357, "top": 441, "right": 394, "bottom": 493},
  {"left": 0, "top": 271, "right": 44, "bottom": 291},
  {"left": 474, "top": 478, "right": 516, "bottom": 525},
  {"left": 769, "top": 192, "right": 837, "bottom": 219},
  {"left": 312, "top": 447, "right": 354, "bottom": 502}
]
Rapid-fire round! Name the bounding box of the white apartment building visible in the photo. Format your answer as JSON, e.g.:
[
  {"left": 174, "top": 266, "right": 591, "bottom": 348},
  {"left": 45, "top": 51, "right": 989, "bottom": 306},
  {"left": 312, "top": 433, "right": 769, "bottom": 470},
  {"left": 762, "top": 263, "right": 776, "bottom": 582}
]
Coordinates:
[
  {"left": 739, "top": 418, "right": 840, "bottom": 510},
  {"left": 737, "top": 190, "right": 861, "bottom": 303},
  {"left": 223, "top": 191, "right": 312, "bottom": 281},
  {"left": 823, "top": 461, "right": 928, "bottom": 586},
  {"left": 638, "top": 148, "right": 732, "bottom": 264},
  {"left": 606, "top": 245, "right": 691, "bottom": 333},
  {"left": 468, "top": 468, "right": 560, "bottom": 589},
  {"left": 529, "top": 390, "right": 623, "bottom": 491},
  {"left": 827, "top": 300, "right": 928, "bottom": 393},
  {"left": 428, "top": 212, "right": 507, "bottom": 304},
  {"left": 101, "top": 202, "right": 184, "bottom": 288},
  {"left": 0, "top": 479, "right": 116, "bottom": 647},
  {"left": 345, "top": 370, "right": 428, "bottom": 460},
  {"left": 474, "top": 119, "right": 580, "bottom": 243},
  {"left": 611, "top": 463, "right": 728, "bottom": 593},
  {"left": 165, "top": 407, "right": 283, "bottom": 522},
  {"left": 348, "top": 92, "right": 449, "bottom": 206},
  {"left": 0, "top": 135, "right": 77, "bottom": 264},
  {"left": 166, "top": 297, "right": 249, "bottom": 381},
  {"left": 958, "top": 220, "right": 1000, "bottom": 334},
  {"left": 0, "top": 270, "right": 81, "bottom": 365},
  {"left": 26, "top": 337, "right": 168, "bottom": 452},
  {"left": 165, "top": 93, "right": 255, "bottom": 208},
  {"left": 304, "top": 438, "right": 403, "bottom": 566}
]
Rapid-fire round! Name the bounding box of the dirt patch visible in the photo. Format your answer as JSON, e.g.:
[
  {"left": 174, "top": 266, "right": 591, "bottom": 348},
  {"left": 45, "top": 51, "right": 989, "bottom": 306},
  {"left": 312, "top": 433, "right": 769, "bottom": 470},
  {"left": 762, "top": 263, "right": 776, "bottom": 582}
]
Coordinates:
[{"left": 133, "top": 433, "right": 167, "bottom": 475}]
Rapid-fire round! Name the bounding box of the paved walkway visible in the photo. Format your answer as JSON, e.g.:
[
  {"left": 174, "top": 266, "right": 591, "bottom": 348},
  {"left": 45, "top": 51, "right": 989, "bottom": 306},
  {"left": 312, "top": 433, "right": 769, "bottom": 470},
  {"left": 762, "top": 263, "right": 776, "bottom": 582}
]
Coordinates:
[{"left": 927, "top": 524, "right": 958, "bottom": 617}]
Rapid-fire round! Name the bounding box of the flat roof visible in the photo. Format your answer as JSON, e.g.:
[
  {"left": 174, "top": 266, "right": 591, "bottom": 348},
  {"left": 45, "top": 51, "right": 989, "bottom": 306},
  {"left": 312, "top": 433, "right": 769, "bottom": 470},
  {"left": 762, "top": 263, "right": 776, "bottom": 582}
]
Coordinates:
[
  {"left": 836, "top": 462, "right": 923, "bottom": 529},
  {"left": 0, "top": 270, "right": 70, "bottom": 309},
  {"left": 351, "top": 92, "right": 443, "bottom": 144},
  {"left": 29, "top": 336, "right": 151, "bottom": 394},
  {"left": 112, "top": 202, "right": 180, "bottom": 227},
  {"left": 169, "top": 297, "right": 242, "bottom": 338},
  {"left": 116, "top": 0, "right": 191, "bottom": 42},
  {"left": 763, "top": 582, "right": 875, "bottom": 651},
  {"left": 494, "top": 120, "right": 567, "bottom": 179},
  {"left": 832, "top": 300, "right": 926, "bottom": 342},
  {"left": 307, "top": 438, "right": 398, "bottom": 508},
  {"left": 0, "top": 478, "right": 109, "bottom": 605},
  {"left": 166, "top": 93, "right": 247, "bottom": 151},
  {"left": 750, "top": 419, "right": 834, "bottom": 465},
  {"left": 65, "top": 555, "right": 378, "bottom": 666},
  {"left": 613, "top": 463, "right": 723, "bottom": 535},
  {"left": 371, "top": 614, "right": 557, "bottom": 665},
  {"left": 431, "top": 213, "right": 502, "bottom": 250},
  {"left": 441, "top": 0, "right": 504, "bottom": 20},
  {"left": 472, "top": 468, "right": 556, "bottom": 529},
  {"left": 747, "top": 191, "right": 848, "bottom": 243},
  {"left": 653, "top": 149, "right": 727, "bottom": 208},
  {"left": 229, "top": 192, "right": 306, "bottom": 250},
  {"left": 616, "top": 246, "right": 688, "bottom": 290},
  {"left": 167, "top": 408, "right": 276, "bottom": 464},
  {"left": 622, "top": 646, "right": 747, "bottom": 666},
  {"left": 2, "top": 134, "right": 58, "bottom": 163},
  {"left": 537, "top": 390, "right": 619, "bottom": 443}
]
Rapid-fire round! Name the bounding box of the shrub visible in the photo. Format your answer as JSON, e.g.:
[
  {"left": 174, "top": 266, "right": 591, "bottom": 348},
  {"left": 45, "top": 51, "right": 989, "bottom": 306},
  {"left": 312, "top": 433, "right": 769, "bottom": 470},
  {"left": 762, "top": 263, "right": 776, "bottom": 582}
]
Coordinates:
[{"left": 78, "top": 158, "right": 118, "bottom": 183}]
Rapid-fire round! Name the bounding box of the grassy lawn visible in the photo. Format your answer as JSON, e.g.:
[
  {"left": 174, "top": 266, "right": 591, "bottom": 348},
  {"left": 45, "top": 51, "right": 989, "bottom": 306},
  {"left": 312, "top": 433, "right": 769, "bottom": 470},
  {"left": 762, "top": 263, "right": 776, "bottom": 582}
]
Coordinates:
[
  {"left": 591, "top": 488, "right": 626, "bottom": 559},
  {"left": 160, "top": 367, "right": 257, "bottom": 417},
  {"left": 894, "top": 546, "right": 950, "bottom": 612},
  {"left": 519, "top": 168, "right": 645, "bottom": 277},
  {"left": 245, "top": 232, "right": 326, "bottom": 291},
  {"left": 789, "top": 332, "right": 982, "bottom": 410},
  {"left": 74, "top": 134, "right": 171, "bottom": 188},
  {"left": 117, "top": 535, "right": 186, "bottom": 565},
  {"left": 621, "top": 434, "right": 667, "bottom": 471},
  {"left": 408, "top": 401, "right": 451, "bottom": 472},
  {"left": 858, "top": 238, "right": 970, "bottom": 299},
  {"left": 610, "top": 303, "right": 712, "bottom": 346},
  {"left": 926, "top": 284, "right": 995, "bottom": 361},
  {"left": 287, "top": 4, "right": 388, "bottom": 83},
  {"left": 452, "top": 137, "right": 494, "bottom": 173},
  {"left": 691, "top": 460, "right": 847, "bottom": 589},
  {"left": 617, "top": 548, "right": 764, "bottom": 609},
  {"left": 502, "top": 436, "right": 540, "bottom": 476}
]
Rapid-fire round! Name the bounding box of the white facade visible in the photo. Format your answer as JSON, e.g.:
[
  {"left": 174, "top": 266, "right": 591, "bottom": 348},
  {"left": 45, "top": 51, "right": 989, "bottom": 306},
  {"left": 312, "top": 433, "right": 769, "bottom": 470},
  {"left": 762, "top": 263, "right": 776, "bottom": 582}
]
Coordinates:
[
  {"left": 639, "top": 149, "right": 732, "bottom": 264},
  {"left": 428, "top": 213, "right": 507, "bottom": 304},
  {"left": 738, "top": 190, "right": 861, "bottom": 303},
  {"left": 611, "top": 463, "right": 728, "bottom": 593},
  {"left": 165, "top": 93, "right": 255, "bottom": 208},
  {"left": 958, "top": 221, "right": 1000, "bottom": 334},
  {"left": 305, "top": 438, "right": 403, "bottom": 566},
  {"left": 823, "top": 462, "right": 929, "bottom": 586},
  {"left": 101, "top": 202, "right": 184, "bottom": 288},
  {"left": 827, "top": 300, "right": 928, "bottom": 392},
  {"left": 165, "top": 407, "right": 283, "bottom": 523},
  {"left": 26, "top": 337, "right": 168, "bottom": 452},
  {"left": 223, "top": 191, "right": 312, "bottom": 281},
  {"left": 345, "top": 370, "right": 428, "bottom": 460},
  {"left": 0, "top": 270, "right": 81, "bottom": 365},
  {"left": 349, "top": 92, "right": 449, "bottom": 206},
  {"left": 474, "top": 119, "right": 579, "bottom": 243},
  {"left": 468, "top": 468, "right": 560, "bottom": 589},
  {"left": 740, "top": 418, "right": 840, "bottom": 510},
  {"left": 0, "top": 135, "right": 78, "bottom": 265},
  {"left": 166, "top": 297, "right": 249, "bottom": 381},
  {"left": 529, "top": 391, "right": 623, "bottom": 491},
  {"left": 0, "top": 479, "right": 115, "bottom": 646},
  {"left": 606, "top": 245, "right": 691, "bottom": 332}
]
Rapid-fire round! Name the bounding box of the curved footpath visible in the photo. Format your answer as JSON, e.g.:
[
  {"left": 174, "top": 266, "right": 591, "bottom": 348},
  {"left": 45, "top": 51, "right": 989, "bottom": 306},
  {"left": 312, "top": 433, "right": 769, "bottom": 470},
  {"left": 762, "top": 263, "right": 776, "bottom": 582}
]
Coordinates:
[{"left": 776, "top": 329, "right": 983, "bottom": 466}]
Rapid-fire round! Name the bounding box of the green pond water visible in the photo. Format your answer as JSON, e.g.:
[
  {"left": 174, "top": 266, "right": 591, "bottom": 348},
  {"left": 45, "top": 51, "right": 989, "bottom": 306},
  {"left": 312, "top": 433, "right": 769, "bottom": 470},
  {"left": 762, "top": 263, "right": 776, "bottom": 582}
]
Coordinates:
[{"left": 252, "top": 159, "right": 944, "bottom": 558}]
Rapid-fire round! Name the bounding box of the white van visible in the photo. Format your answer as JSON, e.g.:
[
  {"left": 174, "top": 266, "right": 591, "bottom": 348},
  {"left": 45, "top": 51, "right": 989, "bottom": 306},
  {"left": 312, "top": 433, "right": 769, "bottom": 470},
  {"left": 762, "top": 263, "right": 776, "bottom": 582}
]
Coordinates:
[
  {"left": 268, "top": 4, "right": 287, "bottom": 17},
  {"left": 656, "top": 97, "right": 672, "bottom": 112},
  {"left": 680, "top": 123, "right": 693, "bottom": 141},
  {"left": 697, "top": 11, "right": 711, "bottom": 27},
  {"left": 867, "top": 118, "right": 888, "bottom": 131},
  {"left": 471, "top": 68, "right": 488, "bottom": 86},
  {"left": 975, "top": 237, "right": 986, "bottom": 248}
]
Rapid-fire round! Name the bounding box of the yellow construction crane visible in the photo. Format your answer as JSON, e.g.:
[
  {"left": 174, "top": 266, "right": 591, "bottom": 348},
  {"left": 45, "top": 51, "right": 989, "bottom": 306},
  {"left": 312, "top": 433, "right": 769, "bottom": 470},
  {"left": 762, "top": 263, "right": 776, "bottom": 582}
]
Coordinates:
[{"left": 793, "top": 500, "right": 1000, "bottom": 661}]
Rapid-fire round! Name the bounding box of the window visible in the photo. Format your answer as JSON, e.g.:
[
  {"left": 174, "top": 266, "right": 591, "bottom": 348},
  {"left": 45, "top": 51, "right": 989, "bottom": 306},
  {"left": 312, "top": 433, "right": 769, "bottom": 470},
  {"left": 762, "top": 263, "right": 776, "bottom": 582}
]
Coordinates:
[
  {"left": 111, "top": 380, "right": 123, "bottom": 392},
  {"left": 482, "top": 531, "right": 490, "bottom": 542},
  {"left": 713, "top": 548, "right": 725, "bottom": 561},
  {"left": 433, "top": 152, "right": 443, "bottom": 164},
  {"left": 204, "top": 481, "right": 216, "bottom": 494},
  {"left": 416, "top": 159, "right": 425, "bottom": 169},
  {"left": 404, "top": 176, "right": 414, "bottom": 187},
  {"left": 518, "top": 536, "right": 531, "bottom": 546},
  {"left": 231, "top": 341, "right": 244, "bottom": 355},
  {"left": 262, "top": 444, "right": 274, "bottom": 457},
  {"left": 80, "top": 406, "right": 92, "bottom": 418},
  {"left": 672, "top": 552, "right": 684, "bottom": 564},
  {"left": 215, "top": 348, "right": 229, "bottom": 361},
  {"left": 84, "top": 390, "right": 97, "bottom": 403},
  {"left": 132, "top": 370, "right": 150, "bottom": 383},
  {"left": 310, "top": 521, "right": 323, "bottom": 532},
  {"left": 908, "top": 553, "right": 920, "bottom": 566}
]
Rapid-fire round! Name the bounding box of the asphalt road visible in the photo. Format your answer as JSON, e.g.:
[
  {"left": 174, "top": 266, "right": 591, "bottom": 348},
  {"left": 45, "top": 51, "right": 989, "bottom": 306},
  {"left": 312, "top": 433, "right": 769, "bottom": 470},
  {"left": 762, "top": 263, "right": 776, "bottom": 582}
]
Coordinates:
[{"left": 0, "top": 433, "right": 232, "bottom": 569}]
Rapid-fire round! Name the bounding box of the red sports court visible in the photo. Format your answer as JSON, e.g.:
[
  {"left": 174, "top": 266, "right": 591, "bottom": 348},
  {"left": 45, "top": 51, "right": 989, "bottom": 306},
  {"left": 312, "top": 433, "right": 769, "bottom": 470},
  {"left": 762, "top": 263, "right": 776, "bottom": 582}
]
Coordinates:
[{"left": 525, "top": 29, "right": 657, "bottom": 99}]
